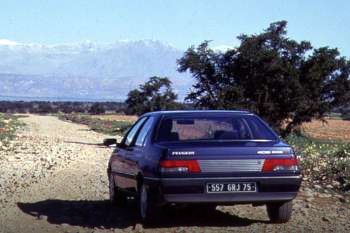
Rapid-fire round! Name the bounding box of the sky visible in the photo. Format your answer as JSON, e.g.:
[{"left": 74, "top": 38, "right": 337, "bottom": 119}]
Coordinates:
[{"left": 0, "top": 0, "right": 350, "bottom": 56}]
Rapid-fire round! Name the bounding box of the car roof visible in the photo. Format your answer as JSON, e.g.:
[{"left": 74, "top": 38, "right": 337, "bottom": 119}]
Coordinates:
[{"left": 141, "top": 110, "right": 253, "bottom": 117}]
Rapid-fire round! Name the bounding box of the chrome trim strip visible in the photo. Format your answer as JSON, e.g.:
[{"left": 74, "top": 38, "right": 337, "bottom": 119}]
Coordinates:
[
  {"left": 144, "top": 175, "right": 302, "bottom": 181},
  {"left": 111, "top": 170, "right": 135, "bottom": 178},
  {"left": 144, "top": 176, "right": 161, "bottom": 181}
]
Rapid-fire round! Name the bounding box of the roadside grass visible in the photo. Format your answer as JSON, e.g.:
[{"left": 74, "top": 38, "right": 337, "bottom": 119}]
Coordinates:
[
  {"left": 286, "top": 134, "right": 350, "bottom": 192},
  {"left": 294, "top": 118, "right": 350, "bottom": 193},
  {"left": 90, "top": 114, "right": 138, "bottom": 122},
  {"left": 0, "top": 113, "right": 25, "bottom": 149},
  {"left": 58, "top": 114, "right": 134, "bottom": 136}
]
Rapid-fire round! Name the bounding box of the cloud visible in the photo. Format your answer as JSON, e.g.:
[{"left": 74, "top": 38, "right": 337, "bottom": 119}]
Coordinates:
[{"left": 0, "top": 39, "right": 20, "bottom": 46}]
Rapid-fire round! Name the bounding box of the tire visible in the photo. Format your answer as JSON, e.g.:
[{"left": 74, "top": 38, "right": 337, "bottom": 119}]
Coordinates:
[
  {"left": 138, "top": 183, "right": 157, "bottom": 223},
  {"left": 109, "top": 173, "right": 126, "bottom": 206},
  {"left": 266, "top": 200, "right": 293, "bottom": 223}
]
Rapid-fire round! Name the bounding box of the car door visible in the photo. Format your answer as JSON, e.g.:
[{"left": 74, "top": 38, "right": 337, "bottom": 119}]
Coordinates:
[
  {"left": 111, "top": 117, "right": 147, "bottom": 192},
  {"left": 131, "top": 116, "right": 155, "bottom": 179}
]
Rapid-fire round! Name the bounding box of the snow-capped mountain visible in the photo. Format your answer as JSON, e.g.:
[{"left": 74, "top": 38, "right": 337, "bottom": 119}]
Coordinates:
[{"left": 0, "top": 39, "right": 192, "bottom": 100}]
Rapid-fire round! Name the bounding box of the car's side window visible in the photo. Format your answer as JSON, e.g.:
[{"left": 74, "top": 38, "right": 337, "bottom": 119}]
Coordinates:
[
  {"left": 124, "top": 117, "right": 147, "bottom": 147},
  {"left": 135, "top": 117, "right": 155, "bottom": 147}
]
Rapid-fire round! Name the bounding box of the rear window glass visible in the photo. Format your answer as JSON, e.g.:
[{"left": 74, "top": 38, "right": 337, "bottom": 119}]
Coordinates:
[{"left": 155, "top": 115, "right": 276, "bottom": 142}]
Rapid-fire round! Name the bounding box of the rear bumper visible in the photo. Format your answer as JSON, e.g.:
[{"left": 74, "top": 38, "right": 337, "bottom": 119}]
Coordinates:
[
  {"left": 145, "top": 175, "right": 302, "bottom": 204},
  {"left": 164, "top": 192, "right": 297, "bottom": 203}
]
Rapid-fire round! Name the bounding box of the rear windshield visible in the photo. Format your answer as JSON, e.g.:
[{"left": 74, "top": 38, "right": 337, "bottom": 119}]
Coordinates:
[{"left": 155, "top": 115, "right": 277, "bottom": 142}]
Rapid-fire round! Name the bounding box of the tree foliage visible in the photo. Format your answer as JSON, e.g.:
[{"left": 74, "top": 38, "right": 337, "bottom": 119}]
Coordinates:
[
  {"left": 89, "top": 103, "right": 105, "bottom": 115},
  {"left": 125, "top": 76, "right": 180, "bottom": 115},
  {"left": 178, "top": 21, "right": 350, "bottom": 135}
]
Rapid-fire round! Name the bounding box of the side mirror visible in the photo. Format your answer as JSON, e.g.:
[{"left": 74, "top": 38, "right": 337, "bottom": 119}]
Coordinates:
[{"left": 103, "top": 138, "right": 117, "bottom": 147}]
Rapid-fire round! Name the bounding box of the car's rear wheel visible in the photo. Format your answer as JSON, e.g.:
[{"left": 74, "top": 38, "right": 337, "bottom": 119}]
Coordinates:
[
  {"left": 109, "top": 173, "right": 126, "bottom": 206},
  {"left": 139, "top": 183, "right": 157, "bottom": 223},
  {"left": 266, "top": 200, "right": 293, "bottom": 223}
]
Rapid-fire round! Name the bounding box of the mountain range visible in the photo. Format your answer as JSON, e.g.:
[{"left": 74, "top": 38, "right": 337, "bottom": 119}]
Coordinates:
[{"left": 0, "top": 39, "right": 193, "bottom": 101}]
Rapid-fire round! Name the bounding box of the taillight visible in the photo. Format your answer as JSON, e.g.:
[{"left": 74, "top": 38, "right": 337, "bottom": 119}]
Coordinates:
[
  {"left": 262, "top": 158, "right": 299, "bottom": 172},
  {"left": 160, "top": 160, "right": 201, "bottom": 173}
]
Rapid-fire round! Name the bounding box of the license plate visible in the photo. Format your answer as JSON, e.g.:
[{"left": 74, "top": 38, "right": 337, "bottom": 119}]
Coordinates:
[{"left": 206, "top": 182, "right": 257, "bottom": 193}]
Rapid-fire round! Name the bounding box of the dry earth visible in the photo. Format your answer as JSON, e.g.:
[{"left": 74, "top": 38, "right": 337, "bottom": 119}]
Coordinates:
[
  {"left": 302, "top": 118, "right": 350, "bottom": 141},
  {"left": 0, "top": 115, "right": 349, "bottom": 233}
]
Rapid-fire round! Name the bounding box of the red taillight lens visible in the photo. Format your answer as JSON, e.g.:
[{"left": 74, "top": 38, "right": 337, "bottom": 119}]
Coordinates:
[
  {"left": 160, "top": 160, "right": 201, "bottom": 173},
  {"left": 262, "top": 158, "right": 299, "bottom": 172}
]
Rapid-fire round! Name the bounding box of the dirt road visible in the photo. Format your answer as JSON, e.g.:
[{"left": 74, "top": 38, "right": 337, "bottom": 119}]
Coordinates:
[{"left": 0, "top": 115, "right": 349, "bottom": 233}]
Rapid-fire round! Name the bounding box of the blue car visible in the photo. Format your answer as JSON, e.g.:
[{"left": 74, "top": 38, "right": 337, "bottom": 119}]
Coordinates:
[{"left": 105, "top": 110, "right": 301, "bottom": 223}]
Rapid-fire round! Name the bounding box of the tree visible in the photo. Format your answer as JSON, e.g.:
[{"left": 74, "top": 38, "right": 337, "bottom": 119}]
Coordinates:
[
  {"left": 178, "top": 21, "right": 350, "bottom": 136},
  {"left": 37, "top": 102, "right": 55, "bottom": 114},
  {"left": 89, "top": 103, "right": 105, "bottom": 115},
  {"left": 125, "top": 76, "right": 180, "bottom": 115}
]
